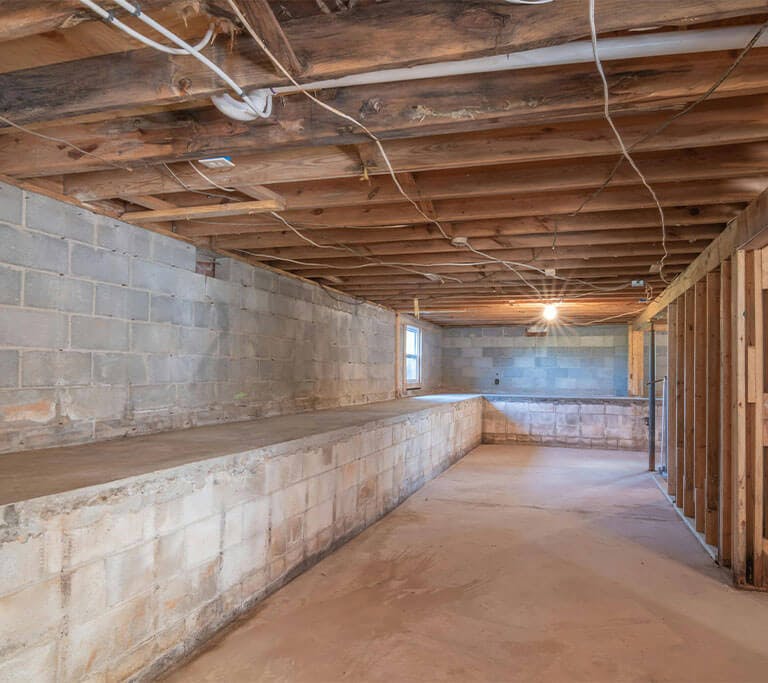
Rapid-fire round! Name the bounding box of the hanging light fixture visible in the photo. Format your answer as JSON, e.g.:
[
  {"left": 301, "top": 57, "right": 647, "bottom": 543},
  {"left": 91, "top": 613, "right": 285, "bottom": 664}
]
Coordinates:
[{"left": 542, "top": 303, "right": 558, "bottom": 321}]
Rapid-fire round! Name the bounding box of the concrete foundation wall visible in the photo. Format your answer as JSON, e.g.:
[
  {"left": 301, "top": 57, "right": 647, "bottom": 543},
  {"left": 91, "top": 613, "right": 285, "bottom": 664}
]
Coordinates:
[
  {"left": 0, "top": 182, "right": 438, "bottom": 454},
  {"left": 442, "top": 325, "right": 629, "bottom": 396},
  {"left": 0, "top": 396, "right": 482, "bottom": 682},
  {"left": 482, "top": 396, "right": 654, "bottom": 450}
]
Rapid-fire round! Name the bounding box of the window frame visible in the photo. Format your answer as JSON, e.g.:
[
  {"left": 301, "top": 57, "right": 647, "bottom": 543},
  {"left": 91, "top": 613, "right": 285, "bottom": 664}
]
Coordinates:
[{"left": 404, "top": 324, "right": 422, "bottom": 389}]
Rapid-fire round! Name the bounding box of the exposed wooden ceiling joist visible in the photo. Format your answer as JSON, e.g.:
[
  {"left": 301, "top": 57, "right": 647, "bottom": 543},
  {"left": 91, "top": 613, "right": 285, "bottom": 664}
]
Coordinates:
[{"left": 1, "top": 0, "right": 764, "bottom": 124}]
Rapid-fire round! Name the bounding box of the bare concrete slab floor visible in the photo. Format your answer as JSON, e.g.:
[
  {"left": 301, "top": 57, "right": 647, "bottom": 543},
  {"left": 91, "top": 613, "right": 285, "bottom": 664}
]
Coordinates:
[{"left": 164, "top": 445, "right": 768, "bottom": 683}]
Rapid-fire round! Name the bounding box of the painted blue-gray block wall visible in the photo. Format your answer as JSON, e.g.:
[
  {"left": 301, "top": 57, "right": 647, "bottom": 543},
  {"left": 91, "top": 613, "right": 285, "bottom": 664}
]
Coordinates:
[{"left": 442, "top": 324, "right": 629, "bottom": 397}]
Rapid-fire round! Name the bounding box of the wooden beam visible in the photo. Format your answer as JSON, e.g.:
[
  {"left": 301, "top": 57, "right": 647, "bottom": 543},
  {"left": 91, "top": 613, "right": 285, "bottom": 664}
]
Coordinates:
[
  {"left": 231, "top": 0, "right": 303, "bottom": 77},
  {"left": 5, "top": 51, "right": 768, "bottom": 178},
  {"left": 636, "top": 184, "right": 768, "bottom": 327},
  {"left": 2, "top": 1, "right": 765, "bottom": 124},
  {"left": 0, "top": 0, "right": 176, "bottom": 42},
  {"left": 60, "top": 95, "right": 768, "bottom": 196},
  {"left": 705, "top": 270, "right": 721, "bottom": 545},
  {"left": 124, "top": 199, "right": 284, "bottom": 222}
]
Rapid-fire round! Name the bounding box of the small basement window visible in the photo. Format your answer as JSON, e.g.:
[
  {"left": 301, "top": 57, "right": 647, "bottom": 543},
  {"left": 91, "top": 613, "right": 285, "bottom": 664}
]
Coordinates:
[{"left": 405, "top": 325, "right": 422, "bottom": 388}]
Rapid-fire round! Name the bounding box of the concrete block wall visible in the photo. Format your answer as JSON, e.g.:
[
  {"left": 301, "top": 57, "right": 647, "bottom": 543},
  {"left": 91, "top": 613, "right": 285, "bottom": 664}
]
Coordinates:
[
  {"left": 482, "top": 396, "right": 655, "bottom": 450},
  {"left": 442, "top": 325, "right": 629, "bottom": 396},
  {"left": 0, "top": 182, "right": 409, "bottom": 454},
  {"left": 0, "top": 396, "right": 481, "bottom": 682}
]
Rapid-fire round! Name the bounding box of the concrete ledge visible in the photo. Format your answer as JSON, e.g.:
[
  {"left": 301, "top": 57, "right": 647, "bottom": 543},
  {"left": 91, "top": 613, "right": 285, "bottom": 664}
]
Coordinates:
[
  {"left": 481, "top": 395, "right": 660, "bottom": 451},
  {"left": 0, "top": 395, "right": 482, "bottom": 682}
]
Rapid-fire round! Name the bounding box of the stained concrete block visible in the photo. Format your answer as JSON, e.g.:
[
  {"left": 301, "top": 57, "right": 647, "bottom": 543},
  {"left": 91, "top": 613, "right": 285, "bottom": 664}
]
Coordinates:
[
  {"left": 71, "top": 243, "right": 130, "bottom": 285},
  {"left": 105, "top": 542, "right": 154, "bottom": 606},
  {"left": 22, "top": 351, "right": 91, "bottom": 387},
  {"left": 71, "top": 315, "right": 128, "bottom": 351},
  {"left": 184, "top": 516, "right": 221, "bottom": 568},
  {"left": 96, "top": 217, "right": 152, "bottom": 258},
  {"left": 0, "top": 577, "right": 62, "bottom": 657},
  {"left": 0, "top": 641, "right": 57, "bottom": 683}
]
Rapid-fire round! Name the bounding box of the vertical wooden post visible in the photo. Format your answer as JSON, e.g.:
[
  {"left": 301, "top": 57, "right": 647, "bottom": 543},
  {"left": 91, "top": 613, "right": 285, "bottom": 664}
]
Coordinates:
[
  {"left": 648, "top": 323, "right": 656, "bottom": 471},
  {"left": 676, "top": 300, "right": 686, "bottom": 507},
  {"left": 705, "top": 270, "right": 721, "bottom": 546},
  {"left": 719, "top": 259, "right": 733, "bottom": 567},
  {"left": 751, "top": 249, "right": 764, "bottom": 585},
  {"left": 693, "top": 279, "right": 707, "bottom": 531},
  {"left": 667, "top": 301, "right": 678, "bottom": 498},
  {"left": 683, "top": 287, "right": 696, "bottom": 518},
  {"left": 628, "top": 326, "right": 645, "bottom": 396},
  {"left": 394, "top": 313, "right": 402, "bottom": 398},
  {"left": 733, "top": 250, "right": 748, "bottom": 584}
]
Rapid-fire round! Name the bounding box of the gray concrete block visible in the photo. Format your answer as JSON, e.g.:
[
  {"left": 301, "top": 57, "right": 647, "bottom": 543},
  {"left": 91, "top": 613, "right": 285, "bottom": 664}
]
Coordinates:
[
  {"left": 130, "top": 384, "right": 177, "bottom": 410},
  {"left": 24, "top": 271, "right": 93, "bottom": 313},
  {"left": 22, "top": 351, "right": 91, "bottom": 387},
  {"left": 93, "top": 353, "right": 147, "bottom": 385},
  {"left": 0, "top": 308, "right": 67, "bottom": 348},
  {"left": 178, "top": 327, "right": 217, "bottom": 355},
  {"left": 150, "top": 233, "right": 197, "bottom": 271},
  {"left": 96, "top": 217, "right": 152, "bottom": 258},
  {"left": 130, "top": 323, "right": 177, "bottom": 353},
  {"left": 150, "top": 295, "right": 194, "bottom": 326},
  {"left": 25, "top": 193, "right": 95, "bottom": 243},
  {"left": 0, "top": 181, "right": 22, "bottom": 225},
  {"left": 71, "top": 243, "right": 130, "bottom": 285},
  {"left": 95, "top": 284, "right": 149, "bottom": 321},
  {"left": 71, "top": 316, "right": 129, "bottom": 351},
  {"left": 0, "top": 265, "right": 21, "bottom": 305},
  {"left": 131, "top": 259, "right": 204, "bottom": 298},
  {"left": 0, "top": 351, "right": 19, "bottom": 388},
  {"left": 0, "top": 223, "right": 68, "bottom": 273}
]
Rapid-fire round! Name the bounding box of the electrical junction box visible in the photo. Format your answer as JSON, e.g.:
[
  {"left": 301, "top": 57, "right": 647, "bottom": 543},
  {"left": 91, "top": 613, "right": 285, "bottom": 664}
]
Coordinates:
[
  {"left": 631, "top": 279, "right": 645, "bottom": 287},
  {"left": 544, "top": 268, "right": 557, "bottom": 277},
  {"left": 197, "top": 157, "right": 235, "bottom": 169}
]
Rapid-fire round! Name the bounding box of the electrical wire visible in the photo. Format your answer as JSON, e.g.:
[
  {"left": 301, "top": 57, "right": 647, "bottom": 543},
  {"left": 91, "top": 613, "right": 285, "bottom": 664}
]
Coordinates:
[
  {"left": 224, "top": 0, "right": 553, "bottom": 297},
  {"left": 0, "top": 114, "right": 133, "bottom": 172},
  {"left": 586, "top": 0, "right": 670, "bottom": 284},
  {"left": 573, "top": 17, "right": 768, "bottom": 216},
  {"left": 187, "top": 161, "right": 237, "bottom": 192}
]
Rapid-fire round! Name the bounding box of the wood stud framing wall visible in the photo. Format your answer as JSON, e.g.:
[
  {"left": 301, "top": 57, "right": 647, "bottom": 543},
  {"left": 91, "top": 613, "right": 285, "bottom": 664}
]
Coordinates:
[{"left": 664, "top": 247, "right": 768, "bottom": 587}]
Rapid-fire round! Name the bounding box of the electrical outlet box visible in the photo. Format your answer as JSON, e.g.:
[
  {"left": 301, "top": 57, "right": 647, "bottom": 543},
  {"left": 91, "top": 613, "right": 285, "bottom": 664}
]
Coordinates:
[
  {"left": 450, "top": 236, "right": 469, "bottom": 247},
  {"left": 544, "top": 268, "right": 556, "bottom": 277},
  {"left": 197, "top": 156, "right": 235, "bottom": 169},
  {"left": 631, "top": 279, "right": 645, "bottom": 287}
]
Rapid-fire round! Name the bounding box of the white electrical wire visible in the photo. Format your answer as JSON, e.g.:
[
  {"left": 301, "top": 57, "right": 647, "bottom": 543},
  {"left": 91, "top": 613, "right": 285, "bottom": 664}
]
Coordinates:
[
  {"left": 187, "top": 161, "right": 237, "bottom": 192},
  {"left": 78, "top": 0, "right": 271, "bottom": 118},
  {"left": 587, "top": 0, "right": 670, "bottom": 283}
]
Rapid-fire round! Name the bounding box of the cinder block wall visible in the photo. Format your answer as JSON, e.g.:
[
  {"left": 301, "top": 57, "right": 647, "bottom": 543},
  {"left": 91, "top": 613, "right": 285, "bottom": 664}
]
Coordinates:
[
  {"left": 442, "top": 325, "right": 629, "bottom": 396},
  {"left": 0, "top": 183, "right": 449, "bottom": 453},
  {"left": 0, "top": 397, "right": 481, "bottom": 682}
]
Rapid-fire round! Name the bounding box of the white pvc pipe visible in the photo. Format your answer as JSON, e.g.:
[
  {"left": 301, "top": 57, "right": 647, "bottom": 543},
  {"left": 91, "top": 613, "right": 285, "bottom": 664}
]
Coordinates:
[{"left": 275, "top": 24, "right": 767, "bottom": 95}]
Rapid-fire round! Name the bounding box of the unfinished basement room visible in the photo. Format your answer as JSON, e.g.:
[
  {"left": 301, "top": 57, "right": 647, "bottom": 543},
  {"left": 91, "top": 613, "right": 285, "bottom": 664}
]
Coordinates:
[{"left": 5, "top": 1, "right": 768, "bottom": 681}]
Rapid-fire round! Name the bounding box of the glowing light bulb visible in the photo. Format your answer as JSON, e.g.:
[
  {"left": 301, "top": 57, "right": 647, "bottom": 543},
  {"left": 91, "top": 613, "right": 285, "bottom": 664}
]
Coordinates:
[{"left": 542, "top": 303, "right": 558, "bottom": 321}]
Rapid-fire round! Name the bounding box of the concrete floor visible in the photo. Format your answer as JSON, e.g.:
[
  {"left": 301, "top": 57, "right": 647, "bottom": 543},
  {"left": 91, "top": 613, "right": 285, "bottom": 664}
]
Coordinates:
[{"left": 165, "top": 445, "right": 768, "bottom": 683}]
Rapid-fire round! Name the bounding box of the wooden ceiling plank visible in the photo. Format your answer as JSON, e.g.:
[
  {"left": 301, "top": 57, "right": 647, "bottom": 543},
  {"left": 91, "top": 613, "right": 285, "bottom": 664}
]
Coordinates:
[
  {"left": 5, "top": 52, "right": 768, "bottom": 178},
  {"left": 1, "top": 0, "right": 764, "bottom": 123}
]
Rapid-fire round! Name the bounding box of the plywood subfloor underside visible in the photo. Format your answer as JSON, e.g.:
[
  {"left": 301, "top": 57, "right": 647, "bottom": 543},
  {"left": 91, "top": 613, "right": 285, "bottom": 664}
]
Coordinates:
[{"left": 164, "top": 445, "right": 768, "bottom": 683}]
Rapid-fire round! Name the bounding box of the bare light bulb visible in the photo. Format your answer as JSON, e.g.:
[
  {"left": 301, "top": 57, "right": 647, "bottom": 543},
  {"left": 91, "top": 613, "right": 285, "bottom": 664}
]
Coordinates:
[{"left": 542, "top": 303, "right": 558, "bottom": 321}]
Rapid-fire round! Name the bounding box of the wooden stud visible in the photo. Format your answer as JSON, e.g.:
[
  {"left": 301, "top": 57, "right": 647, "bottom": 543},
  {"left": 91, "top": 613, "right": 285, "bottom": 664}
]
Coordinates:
[
  {"left": 628, "top": 327, "right": 645, "bottom": 397},
  {"left": 705, "top": 270, "right": 721, "bottom": 546},
  {"left": 667, "top": 301, "right": 678, "bottom": 498},
  {"left": 676, "top": 298, "right": 686, "bottom": 507},
  {"left": 720, "top": 259, "right": 733, "bottom": 566},
  {"left": 752, "top": 248, "right": 764, "bottom": 584},
  {"left": 684, "top": 287, "right": 696, "bottom": 518},
  {"left": 694, "top": 279, "right": 707, "bottom": 531},
  {"left": 733, "top": 250, "right": 748, "bottom": 584}
]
